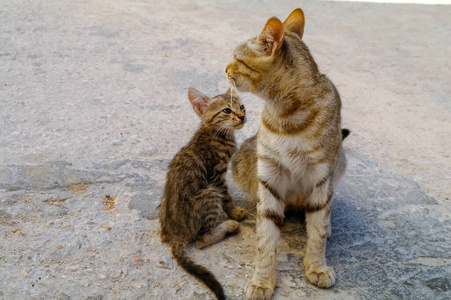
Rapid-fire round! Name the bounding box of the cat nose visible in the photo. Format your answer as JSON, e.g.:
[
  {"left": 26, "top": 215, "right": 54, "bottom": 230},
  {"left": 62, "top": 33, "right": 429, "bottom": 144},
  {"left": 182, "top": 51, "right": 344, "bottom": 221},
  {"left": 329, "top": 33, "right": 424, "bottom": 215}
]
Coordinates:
[{"left": 238, "top": 116, "right": 246, "bottom": 122}]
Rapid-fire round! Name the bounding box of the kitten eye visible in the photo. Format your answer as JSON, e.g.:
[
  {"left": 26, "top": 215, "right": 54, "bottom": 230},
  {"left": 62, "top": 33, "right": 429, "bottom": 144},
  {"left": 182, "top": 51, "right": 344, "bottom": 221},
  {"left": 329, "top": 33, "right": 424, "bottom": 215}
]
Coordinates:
[
  {"left": 240, "top": 105, "right": 245, "bottom": 111},
  {"left": 223, "top": 108, "right": 232, "bottom": 114}
]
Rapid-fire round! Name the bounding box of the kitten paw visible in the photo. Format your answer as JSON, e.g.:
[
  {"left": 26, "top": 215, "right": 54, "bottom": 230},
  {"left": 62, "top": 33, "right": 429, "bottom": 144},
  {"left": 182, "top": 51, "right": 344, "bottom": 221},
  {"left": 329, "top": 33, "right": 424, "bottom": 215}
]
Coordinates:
[
  {"left": 224, "top": 219, "right": 240, "bottom": 233},
  {"left": 230, "top": 206, "right": 247, "bottom": 221},
  {"left": 245, "top": 280, "right": 273, "bottom": 300},
  {"left": 305, "top": 265, "right": 335, "bottom": 288},
  {"left": 195, "top": 239, "right": 206, "bottom": 249},
  {"left": 195, "top": 220, "right": 239, "bottom": 249}
]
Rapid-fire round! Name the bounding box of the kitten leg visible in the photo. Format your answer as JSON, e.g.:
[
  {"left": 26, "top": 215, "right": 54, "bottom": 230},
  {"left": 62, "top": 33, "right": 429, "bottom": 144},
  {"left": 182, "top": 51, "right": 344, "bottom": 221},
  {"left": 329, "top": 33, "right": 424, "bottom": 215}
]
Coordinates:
[
  {"left": 195, "top": 219, "right": 239, "bottom": 249},
  {"left": 245, "top": 180, "right": 285, "bottom": 300},
  {"left": 214, "top": 171, "right": 247, "bottom": 221},
  {"left": 304, "top": 180, "right": 335, "bottom": 288},
  {"left": 195, "top": 188, "right": 240, "bottom": 249}
]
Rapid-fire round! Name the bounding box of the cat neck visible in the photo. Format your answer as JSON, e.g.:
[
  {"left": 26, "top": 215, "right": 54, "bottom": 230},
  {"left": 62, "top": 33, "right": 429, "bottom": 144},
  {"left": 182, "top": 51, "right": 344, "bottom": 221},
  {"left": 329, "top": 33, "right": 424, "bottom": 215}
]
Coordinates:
[
  {"left": 260, "top": 84, "right": 316, "bottom": 118},
  {"left": 260, "top": 74, "right": 336, "bottom": 135},
  {"left": 198, "top": 123, "right": 235, "bottom": 142},
  {"left": 258, "top": 38, "right": 323, "bottom": 115}
]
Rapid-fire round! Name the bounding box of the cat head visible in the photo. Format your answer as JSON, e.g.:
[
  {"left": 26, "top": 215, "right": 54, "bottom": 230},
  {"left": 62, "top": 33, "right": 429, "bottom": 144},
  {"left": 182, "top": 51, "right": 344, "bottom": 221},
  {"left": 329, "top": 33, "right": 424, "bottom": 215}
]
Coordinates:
[
  {"left": 226, "top": 9, "right": 317, "bottom": 98},
  {"left": 188, "top": 87, "right": 246, "bottom": 132}
]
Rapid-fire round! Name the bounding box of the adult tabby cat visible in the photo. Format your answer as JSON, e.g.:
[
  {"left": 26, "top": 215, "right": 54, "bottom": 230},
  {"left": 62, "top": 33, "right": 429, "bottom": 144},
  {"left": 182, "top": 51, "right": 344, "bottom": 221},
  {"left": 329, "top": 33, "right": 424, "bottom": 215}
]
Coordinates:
[
  {"left": 226, "top": 9, "right": 349, "bottom": 299},
  {"left": 159, "top": 87, "right": 247, "bottom": 300}
]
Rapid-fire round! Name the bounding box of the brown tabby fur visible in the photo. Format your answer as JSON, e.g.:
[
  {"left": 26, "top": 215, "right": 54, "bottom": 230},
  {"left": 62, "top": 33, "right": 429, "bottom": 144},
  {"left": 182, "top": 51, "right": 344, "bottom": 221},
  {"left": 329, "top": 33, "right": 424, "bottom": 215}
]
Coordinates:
[
  {"left": 159, "top": 88, "right": 247, "bottom": 300},
  {"left": 226, "top": 8, "right": 349, "bottom": 300}
]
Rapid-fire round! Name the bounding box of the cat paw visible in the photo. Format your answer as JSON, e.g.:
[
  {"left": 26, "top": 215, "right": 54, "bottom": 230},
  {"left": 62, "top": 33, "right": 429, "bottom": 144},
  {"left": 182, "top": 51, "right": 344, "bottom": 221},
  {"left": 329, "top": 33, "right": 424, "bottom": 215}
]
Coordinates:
[
  {"left": 245, "top": 280, "right": 273, "bottom": 300},
  {"left": 230, "top": 206, "right": 247, "bottom": 221},
  {"left": 305, "top": 265, "right": 335, "bottom": 288},
  {"left": 224, "top": 220, "right": 240, "bottom": 233},
  {"left": 195, "top": 239, "right": 207, "bottom": 249}
]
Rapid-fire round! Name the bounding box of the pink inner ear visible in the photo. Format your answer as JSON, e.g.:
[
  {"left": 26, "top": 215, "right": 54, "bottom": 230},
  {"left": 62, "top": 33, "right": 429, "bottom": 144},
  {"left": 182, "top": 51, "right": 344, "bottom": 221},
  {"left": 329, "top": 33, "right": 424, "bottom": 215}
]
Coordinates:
[
  {"left": 188, "top": 88, "right": 210, "bottom": 115},
  {"left": 193, "top": 100, "right": 208, "bottom": 114}
]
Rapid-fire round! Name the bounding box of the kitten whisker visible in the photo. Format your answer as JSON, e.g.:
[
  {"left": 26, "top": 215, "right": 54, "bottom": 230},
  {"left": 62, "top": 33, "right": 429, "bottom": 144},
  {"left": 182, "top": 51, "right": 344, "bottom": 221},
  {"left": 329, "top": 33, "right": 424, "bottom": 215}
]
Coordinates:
[
  {"left": 214, "top": 123, "right": 228, "bottom": 139},
  {"left": 221, "top": 124, "right": 232, "bottom": 137}
]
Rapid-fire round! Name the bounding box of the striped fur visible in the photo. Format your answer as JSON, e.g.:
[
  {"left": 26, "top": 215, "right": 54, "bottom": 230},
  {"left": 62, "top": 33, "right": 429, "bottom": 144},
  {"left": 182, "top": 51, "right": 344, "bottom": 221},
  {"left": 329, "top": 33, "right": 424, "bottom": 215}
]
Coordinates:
[
  {"left": 159, "top": 88, "right": 247, "bottom": 300},
  {"left": 226, "top": 9, "right": 349, "bottom": 299}
]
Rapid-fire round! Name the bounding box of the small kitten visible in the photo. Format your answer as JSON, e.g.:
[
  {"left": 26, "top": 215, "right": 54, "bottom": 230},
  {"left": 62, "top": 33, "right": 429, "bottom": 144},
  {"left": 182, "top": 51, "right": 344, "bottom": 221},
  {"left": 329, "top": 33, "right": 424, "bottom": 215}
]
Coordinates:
[{"left": 159, "top": 87, "right": 247, "bottom": 300}]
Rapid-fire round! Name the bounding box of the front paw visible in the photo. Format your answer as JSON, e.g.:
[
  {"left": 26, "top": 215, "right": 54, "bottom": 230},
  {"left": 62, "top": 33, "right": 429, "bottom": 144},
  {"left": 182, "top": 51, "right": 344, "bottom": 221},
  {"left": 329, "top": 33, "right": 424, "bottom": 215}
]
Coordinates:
[
  {"left": 230, "top": 206, "right": 246, "bottom": 221},
  {"left": 245, "top": 280, "right": 273, "bottom": 300},
  {"left": 305, "top": 265, "right": 335, "bottom": 288}
]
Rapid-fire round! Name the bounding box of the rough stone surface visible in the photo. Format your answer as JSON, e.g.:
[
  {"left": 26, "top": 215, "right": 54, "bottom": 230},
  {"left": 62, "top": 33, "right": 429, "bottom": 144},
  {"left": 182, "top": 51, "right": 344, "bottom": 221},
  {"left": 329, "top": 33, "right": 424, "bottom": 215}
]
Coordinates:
[{"left": 1, "top": 0, "right": 450, "bottom": 299}]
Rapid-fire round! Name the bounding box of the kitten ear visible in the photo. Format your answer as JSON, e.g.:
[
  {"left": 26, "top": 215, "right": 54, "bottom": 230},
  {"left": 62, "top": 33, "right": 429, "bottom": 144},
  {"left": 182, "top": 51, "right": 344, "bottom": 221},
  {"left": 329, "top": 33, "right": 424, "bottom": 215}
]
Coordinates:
[
  {"left": 283, "top": 8, "right": 305, "bottom": 39},
  {"left": 188, "top": 87, "right": 211, "bottom": 116},
  {"left": 258, "top": 17, "right": 284, "bottom": 55}
]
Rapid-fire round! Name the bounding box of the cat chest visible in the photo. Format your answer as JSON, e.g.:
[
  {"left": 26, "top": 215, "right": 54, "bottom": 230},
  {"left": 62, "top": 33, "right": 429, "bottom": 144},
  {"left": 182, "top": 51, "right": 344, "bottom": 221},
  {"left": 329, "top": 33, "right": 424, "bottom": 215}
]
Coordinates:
[{"left": 256, "top": 134, "right": 330, "bottom": 186}]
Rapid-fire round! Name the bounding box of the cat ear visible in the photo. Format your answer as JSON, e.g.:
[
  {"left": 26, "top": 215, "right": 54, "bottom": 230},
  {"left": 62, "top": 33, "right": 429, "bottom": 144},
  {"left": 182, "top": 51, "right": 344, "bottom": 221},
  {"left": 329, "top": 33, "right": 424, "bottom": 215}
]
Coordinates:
[
  {"left": 283, "top": 8, "right": 305, "bottom": 39},
  {"left": 188, "top": 87, "right": 211, "bottom": 116},
  {"left": 258, "top": 17, "right": 284, "bottom": 55}
]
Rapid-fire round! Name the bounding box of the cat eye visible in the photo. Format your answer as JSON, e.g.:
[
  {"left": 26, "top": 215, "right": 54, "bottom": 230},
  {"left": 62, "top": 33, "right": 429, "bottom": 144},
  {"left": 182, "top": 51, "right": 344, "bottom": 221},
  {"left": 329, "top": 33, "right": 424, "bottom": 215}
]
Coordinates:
[
  {"left": 223, "top": 108, "right": 232, "bottom": 114},
  {"left": 240, "top": 105, "right": 245, "bottom": 111}
]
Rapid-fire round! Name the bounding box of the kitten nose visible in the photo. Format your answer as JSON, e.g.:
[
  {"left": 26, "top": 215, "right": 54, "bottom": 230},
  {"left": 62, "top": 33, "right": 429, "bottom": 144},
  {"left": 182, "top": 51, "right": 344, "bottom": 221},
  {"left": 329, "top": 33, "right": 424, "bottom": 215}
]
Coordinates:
[{"left": 238, "top": 116, "right": 246, "bottom": 122}]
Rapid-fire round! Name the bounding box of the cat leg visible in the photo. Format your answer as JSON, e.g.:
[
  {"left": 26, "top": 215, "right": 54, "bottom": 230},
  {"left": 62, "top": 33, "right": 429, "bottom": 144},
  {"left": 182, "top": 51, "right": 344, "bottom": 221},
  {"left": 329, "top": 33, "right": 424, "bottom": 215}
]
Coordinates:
[
  {"left": 195, "top": 219, "right": 239, "bottom": 249},
  {"left": 195, "top": 189, "right": 240, "bottom": 249},
  {"left": 326, "top": 150, "right": 346, "bottom": 240},
  {"left": 333, "top": 149, "right": 347, "bottom": 187},
  {"left": 304, "top": 179, "right": 335, "bottom": 288},
  {"left": 245, "top": 179, "right": 286, "bottom": 300},
  {"left": 213, "top": 170, "right": 247, "bottom": 221}
]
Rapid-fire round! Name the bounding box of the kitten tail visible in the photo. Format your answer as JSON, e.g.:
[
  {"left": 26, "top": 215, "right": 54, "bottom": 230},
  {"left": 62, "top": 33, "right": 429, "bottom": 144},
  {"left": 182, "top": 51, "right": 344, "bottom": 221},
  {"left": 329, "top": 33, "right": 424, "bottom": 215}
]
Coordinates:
[{"left": 171, "top": 242, "right": 225, "bottom": 300}]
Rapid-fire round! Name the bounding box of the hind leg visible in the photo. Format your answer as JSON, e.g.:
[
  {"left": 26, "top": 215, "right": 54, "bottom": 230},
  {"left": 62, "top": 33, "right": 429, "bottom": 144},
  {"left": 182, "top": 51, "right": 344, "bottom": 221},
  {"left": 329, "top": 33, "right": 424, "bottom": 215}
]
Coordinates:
[
  {"left": 195, "top": 187, "right": 240, "bottom": 249},
  {"left": 196, "top": 220, "right": 239, "bottom": 249}
]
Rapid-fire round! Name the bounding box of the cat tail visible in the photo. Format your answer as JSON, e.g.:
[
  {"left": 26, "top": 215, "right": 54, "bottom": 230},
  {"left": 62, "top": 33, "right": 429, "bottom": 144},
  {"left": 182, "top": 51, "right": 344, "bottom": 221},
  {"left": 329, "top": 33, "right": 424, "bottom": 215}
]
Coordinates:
[
  {"left": 342, "top": 128, "right": 350, "bottom": 140},
  {"left": 171, "top": 242, "right": 225, "bottom": 300}
]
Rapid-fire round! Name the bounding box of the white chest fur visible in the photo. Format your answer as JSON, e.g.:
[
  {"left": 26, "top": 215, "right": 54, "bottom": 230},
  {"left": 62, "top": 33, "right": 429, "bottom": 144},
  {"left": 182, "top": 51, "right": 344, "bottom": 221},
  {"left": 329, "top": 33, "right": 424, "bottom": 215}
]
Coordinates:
[{"left": 256, "top": 126, "right": 331, "bottom": 206}]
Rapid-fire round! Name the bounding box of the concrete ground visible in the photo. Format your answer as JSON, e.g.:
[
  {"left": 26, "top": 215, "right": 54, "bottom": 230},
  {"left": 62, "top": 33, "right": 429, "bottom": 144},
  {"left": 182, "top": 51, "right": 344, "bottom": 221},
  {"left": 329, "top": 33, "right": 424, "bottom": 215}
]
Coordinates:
[{"left": 1, "top": 0, "right": 450, "bottom": 299}]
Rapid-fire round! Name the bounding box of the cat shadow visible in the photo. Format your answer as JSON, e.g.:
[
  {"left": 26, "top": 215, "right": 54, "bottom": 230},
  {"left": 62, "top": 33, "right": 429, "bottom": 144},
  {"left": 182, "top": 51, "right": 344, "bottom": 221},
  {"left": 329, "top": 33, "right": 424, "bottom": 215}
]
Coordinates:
[
  {"left": 229, "top": 181, "right": 368, "bottom": 268},
  {"left": 227, "top": 170, "right": 369, "bottom": 245}
]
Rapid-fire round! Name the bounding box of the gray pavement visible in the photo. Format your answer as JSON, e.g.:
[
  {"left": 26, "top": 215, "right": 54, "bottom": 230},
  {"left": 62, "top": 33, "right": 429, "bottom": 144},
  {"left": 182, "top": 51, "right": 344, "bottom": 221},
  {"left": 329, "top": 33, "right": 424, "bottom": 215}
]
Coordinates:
[{"left": 1, "top": 0, "right": 450, "bottom": 299}]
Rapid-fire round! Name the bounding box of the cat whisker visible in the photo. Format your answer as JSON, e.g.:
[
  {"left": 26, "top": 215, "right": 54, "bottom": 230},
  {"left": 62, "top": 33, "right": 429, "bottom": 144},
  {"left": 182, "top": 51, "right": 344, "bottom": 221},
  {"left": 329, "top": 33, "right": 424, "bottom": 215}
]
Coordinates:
[
  {"left": 223, "top": 124, "right": 233, "bottom": 136},
  {"left": 214, "top": 123, "right": 229, "bottom": 139},
  {"left": 223, "top": 124, "right": 232, "bottom": 136}
]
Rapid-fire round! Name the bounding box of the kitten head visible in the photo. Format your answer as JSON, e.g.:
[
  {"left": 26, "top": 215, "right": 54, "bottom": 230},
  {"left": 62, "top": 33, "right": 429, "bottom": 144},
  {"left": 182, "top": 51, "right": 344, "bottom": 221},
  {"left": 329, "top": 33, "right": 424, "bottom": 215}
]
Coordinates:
[
  {"left": 188, "top": 87, "right": 246, "bottom": 132},
  {"left": 225, "top": 8, "right": 317, "bottom": 98}
]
